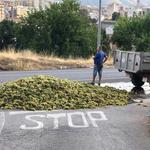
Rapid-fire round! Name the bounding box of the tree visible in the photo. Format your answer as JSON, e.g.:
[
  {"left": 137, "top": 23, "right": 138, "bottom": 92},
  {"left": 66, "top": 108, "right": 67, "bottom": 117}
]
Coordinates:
[
  {"left": 112, "top": 14, "right": 150, "bottom": 52},
  {"left": 112, "top": 12, "right": 120, "bottom": 21},
  {"left": 15, "top": 9, "right": 52, "bottom": 52},
  {"left": 48, "top": 0, "right": 97, "bottom": 58},
  {"left": 17, "top": 0, "right": 97, "bottom": 58},
  {"left": 0, "top": 0, "right": 112, "bottom": 58},
  {"left": 112, "top": 17, "right": 133, "bottom": 51},
  {"left": 0, "top": 20, "right": 16, "bottom": 50},
  {"left": 101, "top": 29, "right": 110, "bottom": 55}
]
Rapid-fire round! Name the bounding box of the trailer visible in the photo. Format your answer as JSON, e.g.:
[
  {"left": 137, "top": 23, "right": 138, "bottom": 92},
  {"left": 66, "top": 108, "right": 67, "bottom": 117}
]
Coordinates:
[{"left": 113, "top": 50, "right": 150, "bottom": 87}]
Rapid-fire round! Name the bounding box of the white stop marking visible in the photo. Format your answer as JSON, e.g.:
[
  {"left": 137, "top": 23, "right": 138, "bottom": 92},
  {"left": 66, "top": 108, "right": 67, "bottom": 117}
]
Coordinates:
[{"left": 0, "top": 112, "right": 5, "bottom": 134}]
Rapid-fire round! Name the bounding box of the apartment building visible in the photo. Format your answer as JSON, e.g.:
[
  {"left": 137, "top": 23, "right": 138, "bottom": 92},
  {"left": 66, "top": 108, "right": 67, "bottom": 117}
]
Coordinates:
[{"left": 0, "top": 2, "right": 5, "bottom": 21}]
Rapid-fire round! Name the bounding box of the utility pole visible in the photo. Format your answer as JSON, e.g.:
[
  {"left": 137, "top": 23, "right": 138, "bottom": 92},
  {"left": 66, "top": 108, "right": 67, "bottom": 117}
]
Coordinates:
[{"left": 97, "top": 0, "right": 102, "bottom": 49}]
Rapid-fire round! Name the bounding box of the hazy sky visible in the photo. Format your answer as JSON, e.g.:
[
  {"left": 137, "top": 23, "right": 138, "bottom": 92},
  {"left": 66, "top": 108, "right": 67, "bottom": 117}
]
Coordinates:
[{"left": 79, "top": 0, "right": 150, "bottom": 6}]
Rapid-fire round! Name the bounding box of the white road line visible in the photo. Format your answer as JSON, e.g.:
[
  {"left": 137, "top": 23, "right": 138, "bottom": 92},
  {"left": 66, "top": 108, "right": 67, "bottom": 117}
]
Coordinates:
[
  {"left": 9, "top": 110, "right": 61, "bottom": 115},
  {"left": 0, "top": 112, "right": 5, "bottom": 134},
  {"left": 9, "top": 111, "right": 45, "bottom": 115}
]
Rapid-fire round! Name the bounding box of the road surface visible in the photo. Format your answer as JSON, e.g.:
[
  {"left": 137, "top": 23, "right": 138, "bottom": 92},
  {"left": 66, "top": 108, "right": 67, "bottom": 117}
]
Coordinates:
[
  {"left": 0, "top": 68, "right": 150, "bottom": 150},
  {"left": 0, "top": 105, "right": 150, "bottom": 150},
  {"left": 0, "top": 68, "right": 130, "bottom": 83}
]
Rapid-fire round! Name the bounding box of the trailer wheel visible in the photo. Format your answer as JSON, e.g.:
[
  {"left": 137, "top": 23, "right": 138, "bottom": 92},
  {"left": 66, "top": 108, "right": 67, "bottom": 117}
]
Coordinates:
[{"left": 131, "top": 74, "right": 144, "bottom": 87}]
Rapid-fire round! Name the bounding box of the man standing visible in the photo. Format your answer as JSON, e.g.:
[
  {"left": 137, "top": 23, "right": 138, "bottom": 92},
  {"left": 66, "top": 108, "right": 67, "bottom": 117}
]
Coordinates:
[{"left": 91, "top": 47, "right": 108, "bottom": 86}]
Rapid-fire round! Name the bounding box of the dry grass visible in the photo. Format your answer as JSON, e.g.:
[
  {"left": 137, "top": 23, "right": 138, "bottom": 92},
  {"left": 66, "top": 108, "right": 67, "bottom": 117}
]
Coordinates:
[{"left": 0, "top": 49, "right": 113, "bottom": 71}]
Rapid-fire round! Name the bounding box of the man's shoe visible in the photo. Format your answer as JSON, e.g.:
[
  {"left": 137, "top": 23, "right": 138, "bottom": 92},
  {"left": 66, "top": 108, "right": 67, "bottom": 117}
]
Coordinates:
[{"left": 98, "top": 83, "right": 101, "bottom": 86}]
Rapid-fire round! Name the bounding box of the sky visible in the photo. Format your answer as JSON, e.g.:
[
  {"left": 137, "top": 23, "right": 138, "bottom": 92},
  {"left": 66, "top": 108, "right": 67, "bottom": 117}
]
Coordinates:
[{"left": 79, "top": 0, "right": 150, "bottom": 7}]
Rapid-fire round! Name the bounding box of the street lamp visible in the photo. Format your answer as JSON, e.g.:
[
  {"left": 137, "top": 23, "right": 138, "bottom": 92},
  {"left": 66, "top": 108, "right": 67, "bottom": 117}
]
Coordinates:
[{"left": 97, "top": 0, "right": 102, "bottom": 49}]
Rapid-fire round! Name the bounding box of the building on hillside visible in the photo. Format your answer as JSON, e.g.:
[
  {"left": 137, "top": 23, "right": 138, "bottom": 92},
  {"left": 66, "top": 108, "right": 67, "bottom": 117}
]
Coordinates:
[
  {"left": 0, "top": 0, "right": 54, "bottom": 21},
  {"left": 16, "top": 6, "right": 29, "bottom": 18},
  {"left": 107, "top": 0, "right": 121, "bottom": 12},
  {"left": 106, "top": 0, "right": 126, "bottom": 19},
  {"left": 80, "top": 5, "right": 106, "bottom": 21},
  {"left": 142, "top": 7, "right": 150, "bottom": 14},
  {"left": 134, "top": 0, "right": 145, "bottom": 16},
  {"left": 0, "top": 2, "right": 5, "bottom": 21},
  {"left": 3, "top": 1, "right": 16, "bottom": 20},
  {"left": 32, "top": 0, "right": 52, "bottom": 9},
  {"left": 32, "top": 0, "right": 40, "bottom": 9},
  {"left": 27, "top": 0, "right": 34, "bottom": 7},
  {"left": 44, "top": 0, "right": 52, "bottom": 8},
  {"left": 114, "top": 0, "right": 148, "bottom": 17},
  {"left": 127, "top": 0, "right": 149, "bottom": 17}
]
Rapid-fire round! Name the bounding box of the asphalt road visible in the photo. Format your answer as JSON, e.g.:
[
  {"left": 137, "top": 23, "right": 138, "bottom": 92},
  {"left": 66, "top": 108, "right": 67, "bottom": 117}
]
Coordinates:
[
  {"left": 0, "top": 104, "right": 150, "bottom": 150},
  {"left": 0, "top": 68, "right": 150, "bottom": 150},
  {"left": 0, "top": 68, "right": 130, "bottom": 83}
]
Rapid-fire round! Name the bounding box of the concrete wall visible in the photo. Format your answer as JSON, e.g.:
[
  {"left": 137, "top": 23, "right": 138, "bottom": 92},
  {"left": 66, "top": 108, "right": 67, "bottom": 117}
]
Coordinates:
[{"left": 101, "top": 20, "right": 116, "bottom": 29}]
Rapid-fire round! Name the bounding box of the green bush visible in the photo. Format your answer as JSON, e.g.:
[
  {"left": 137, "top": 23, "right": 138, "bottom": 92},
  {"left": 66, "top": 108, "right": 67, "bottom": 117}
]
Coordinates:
[{"left": 112, "top": 14, "right": 150, "bottom": 52}]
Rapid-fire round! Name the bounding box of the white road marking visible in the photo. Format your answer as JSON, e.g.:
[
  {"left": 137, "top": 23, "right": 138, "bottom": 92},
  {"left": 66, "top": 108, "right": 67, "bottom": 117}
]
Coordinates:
[
  {"left": 87, "top": 111, "right": 108, "bottom": 127},
  {"left": 10, "top": 111, "right": 33, "bottom": 115},
  {"left": 9, "top": 111, "right": 46, "bottom": 115},
  {"left": 9, "top": 110, "right": 62, "bottom": 116},
  {"left": 20, "top": 115, "right": 45, "bottom": 130},
  {"left": 19, "top": 111, "right": 107, "bottom": 130},
  {"left": 0, "top": 112, "right": 5, "bottom": 134},
  {"left": 47, "top": 113, "right": 66, "bottom": 129},
  {"left": 67, "top": 112, "right": 89, "bottom": 128}
]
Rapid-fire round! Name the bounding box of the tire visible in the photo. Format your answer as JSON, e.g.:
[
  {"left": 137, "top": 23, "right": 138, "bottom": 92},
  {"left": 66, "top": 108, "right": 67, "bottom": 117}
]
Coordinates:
[{"left": 131, "top": 74, "right": 144, "bottom": 87}]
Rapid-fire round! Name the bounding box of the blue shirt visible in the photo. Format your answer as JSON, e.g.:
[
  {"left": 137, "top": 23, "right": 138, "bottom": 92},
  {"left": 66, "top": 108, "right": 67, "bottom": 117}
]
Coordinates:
[{"left": 94, "top": 50, "right": 106, "bottom": 66}]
